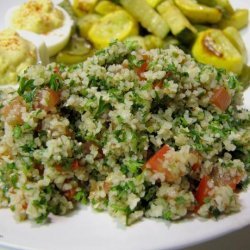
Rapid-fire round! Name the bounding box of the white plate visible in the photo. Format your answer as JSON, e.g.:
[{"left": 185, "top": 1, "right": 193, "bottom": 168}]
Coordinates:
[{"left": 0, "top": 1, "right": 249, "bottom": 250}]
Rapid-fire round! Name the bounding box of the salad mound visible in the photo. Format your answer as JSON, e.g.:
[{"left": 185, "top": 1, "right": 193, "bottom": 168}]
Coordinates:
[{"left": 0, "top": 41, "right": 249, "bottom": 224}]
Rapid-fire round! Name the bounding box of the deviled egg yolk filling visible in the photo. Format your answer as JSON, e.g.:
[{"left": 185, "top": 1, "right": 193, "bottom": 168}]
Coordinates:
[
  {"left": 0, "top": 29, "right": 37, "bottom": 84},
  {"left": 10, "top": 0, "right": 64, "bottom": 34}
]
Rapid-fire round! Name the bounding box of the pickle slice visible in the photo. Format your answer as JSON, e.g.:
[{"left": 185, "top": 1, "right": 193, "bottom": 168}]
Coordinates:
[
  {"left": 88, "top": 10, "right": 138, "bottom": 49},
  {"left": 192, "top": 29, "right": 243, "bottom": 74},
  {"left": 174, "top": 0, "right": 222, "bottom": 24}
]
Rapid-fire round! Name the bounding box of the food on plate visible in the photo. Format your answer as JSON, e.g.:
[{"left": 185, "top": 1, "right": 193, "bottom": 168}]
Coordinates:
[
  {"left": 0, "top": 42, "right": 249, "bottom": 225},
  {"left": 72, "top": 0, "right": 98, "bottom": 17},
  {"left": 94, "top": 0, "right": 122, "bottom": 15},
  {"left": 223, "top": 26, "right": 248, "bottom": 64},
  {"left": 120, "top": 0, "right": 169, "bottom": 39},
  {"left": 0, "top": 29, "right": 48, "bottom": 85},
  {"left": 88, "top": 10, "right": 138, "bottom": 49},
  {"left": 5, "top": 0, "right": 74, "bottom": 57},
  {"left": 63, "top": 0, "right": 249, "bottom": 76},
  {"left": 218, "top": 9, "right": 249, "bottom": 30},
  {"left": 5, "top": 0, "right": 64, "bottom": 34},
  {"left": 1, "top": 0, "right": 248, "bottom": 83},
  {"left": 157, "top": 1, "right": 197, "bottom": 44},
  {"left": 56, "top": 35, "right": 93, "bottom": 64},
  {"left": 192, "top": 29, "right": 244, "bottom": 74},
  {"left": 174, "top": 0, "right": 222, "bottom": 24}
]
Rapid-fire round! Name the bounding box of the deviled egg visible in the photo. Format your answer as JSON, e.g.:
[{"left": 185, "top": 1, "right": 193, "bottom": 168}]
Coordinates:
[
  {"left": 0, "top": 29, "right": 49, "bottom": 85},
  {"left": 5, "top": 0, "right": 74, "bottom": 57}
]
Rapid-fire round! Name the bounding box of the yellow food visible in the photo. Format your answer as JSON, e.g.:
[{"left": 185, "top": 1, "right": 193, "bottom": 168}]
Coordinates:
[
  {"left": 223, "top": 26, "right": 247, "bottom": 63},
  {"left": 121, "top": 0, "right": 169, "bottom": 39},
  {"left": 125, "top": 36, "right": 146, "bottom": 49},
  {"left": 5, "top": 1, "right": 74, "bottom": 57},
  {"left": 146, "top": 0, "right": 164, "bottom": 8},
  {"left": 219, "top": 9, "right": 249, "bottom": 30},
  {"left": 8, "top": 0, "right": 64, "bottom": 34},
  {"left": 78, "top": 14, "right": 100, "bottom": 39},
  {"left": 0, "top": 29, "right": 37, "bottom": 84},
  {"left": 144, "top": 35, "right": 164, "bottom": 49},
  {"left": 192, "top": 29, "right": 243, "bottom": 74},
  {"left": 215, "top": 0, "right": 234, "bottom": 15},
  {"left": 157, "top": 1, "right": 197, "bottom": 36},
  {"left": 174, "top": 0, "right": 222, "bottom": 24},
  {"left": 56, "top": 36, "right": 93, "bottom": 64},
  {"left": 88, "top": 10, "right": 138, "bottom": 49},
  {"left": 95, "top": 1, "right": 121, "bottom": 15},
  {"left": 72, "top": 0, "right": 98, "bottom": 17}
]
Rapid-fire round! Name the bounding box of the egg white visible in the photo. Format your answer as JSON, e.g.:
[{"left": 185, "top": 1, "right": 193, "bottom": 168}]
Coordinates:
[
  {"left": 17, "top": 30, "right": 49, "bottom": 65},
  {"left": 5, "top": 5, "right": 74, "bottom": 57}
]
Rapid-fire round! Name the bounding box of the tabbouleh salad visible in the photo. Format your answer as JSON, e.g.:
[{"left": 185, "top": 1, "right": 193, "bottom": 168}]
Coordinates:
[{"left": 0, "top": 41, "right": 249, "bottom": 225}]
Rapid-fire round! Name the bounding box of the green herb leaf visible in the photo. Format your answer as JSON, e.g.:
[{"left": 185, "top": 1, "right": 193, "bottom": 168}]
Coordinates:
[
  {"left": 74, "top": 190, "right": 88, "bottom": 205},
  {"left": 94, "top": 97, "right": 110, "bottom": 119},
  {"left": 163, "top": 210, "right": 172, "bottom": 220},
  {"left": 17, "top": 78, "right": 35, "bottom": 95},
  {"left": 13, "top": 126, "right": 22, "bottom": 139},
  {"left": 35, "top": 213, "right": 49, "bottom": 224},
  {"left": 49, "top": 74, "right": 62, "bottom": 91},
  {"left": 228, "top": 75, "right": 238, "bottom": 89}
]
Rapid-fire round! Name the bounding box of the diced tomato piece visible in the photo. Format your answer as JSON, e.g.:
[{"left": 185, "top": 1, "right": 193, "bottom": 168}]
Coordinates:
[
  {"left": 55, "top": 165, "right": 63, "bottom": 172},
  {"left": 135, "top": 55, "right": 149, "bottom": 80},
  {"left": 53, "top": 66, "right": 60, "bottom": 74},
  {"left": 221, "top": 176, "right": 242, "bottom": 191},
  {"left": 146, "top": 145, "right": 170, "bottom": 172},
  {"left": 22, "top": 202, "right": 28, "bottom": 210},
  {"left": 153, "top": 80, "right": 163, "bottom": 89},
  {"left": 195, "top": 176, "right": 211, "bottom": 206},
  {"left": 211, "top": 87, "right": 231, "bottom": 111},
  {"left": 1, "top": 96, "right": 25, "bottom": 125},
  {"left": 191, "top": 152, "right": 202, "bottom": 172},
  {"left": 71, "top": 160, "right": 80, "bottom": 170},
  {"left": 34, "top": 88, "right": 60, "bottom": 112},
  {"left": 64, "top": 188, "right": 76, "bottom": 201},
  {"left": 192, "top": 163, "right": 201, "bottom": 172},
  {"left": 103, "top": 181, "right": 111, "bottom": 193}
]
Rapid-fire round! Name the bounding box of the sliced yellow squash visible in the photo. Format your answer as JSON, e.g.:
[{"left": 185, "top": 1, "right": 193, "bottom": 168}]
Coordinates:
[
  {"left": 120, "top": 0, "right": 169, "bottom": 38},
  {"left": 146, "top": 0, "right": 164, "bottom": 8},
  {"left": 223, "top": 26, "right": 247, "bottom": 63},
  {"left": 174, "top": 0, "right": 222, "bottom": 24},
  {"left": 95, "top": 1, "right": 122, "bottom": 15},
  {"left": 192, "top": 29, "right": 243, "bottom": 74},
  {"left": 72, "top": 0, "right": 98, "bottom": 17},
  {"left": 125, "top": 36, "right": 146, "bottom": 49},
  {"left": 88, "top": 10, "right": 138, "bottom": 49},
  {"left": 219, "top": 9, "right": 249, "bottom": 30},
  {"left": 157, "top": 1, "right": 197, "bottom": 44},
  {"left": 215, "top": 0, "right": 234, "bottom": 15},
  {"left": 144, "top": 35, "right": 164, "bottom": 49},
  {"left": 78, "top": 14, "right": 100, "bottom": 39}
]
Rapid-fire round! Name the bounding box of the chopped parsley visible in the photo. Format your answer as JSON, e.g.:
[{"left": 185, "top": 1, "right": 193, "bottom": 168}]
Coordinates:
[{"left": 94, "top": 97, "right": 111, "bottom": 119}]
